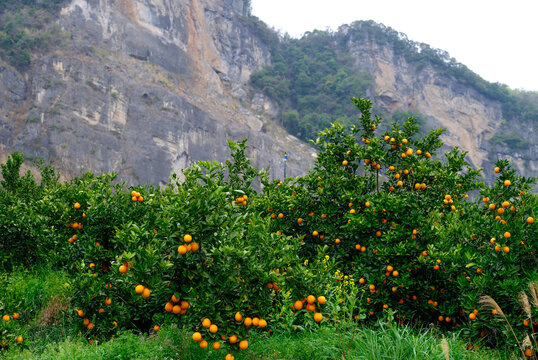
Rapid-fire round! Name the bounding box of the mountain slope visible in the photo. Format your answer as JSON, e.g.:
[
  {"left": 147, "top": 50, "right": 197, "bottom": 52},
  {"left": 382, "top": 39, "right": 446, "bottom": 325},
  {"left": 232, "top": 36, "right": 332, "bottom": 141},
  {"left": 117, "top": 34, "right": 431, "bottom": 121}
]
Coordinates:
[{"left": 0, "top": 0, "right": 314, "bottom": 184}]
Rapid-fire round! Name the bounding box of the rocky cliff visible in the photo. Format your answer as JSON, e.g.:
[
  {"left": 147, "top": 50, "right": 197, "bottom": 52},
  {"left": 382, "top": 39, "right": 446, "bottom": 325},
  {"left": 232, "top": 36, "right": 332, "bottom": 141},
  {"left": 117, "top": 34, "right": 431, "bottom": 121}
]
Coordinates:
[
  {"left": 340, "top": 22, "right": 537, "bottom": 180},
  {"left": 0, "top": 0, "right": 314, "bottom": 185},
  {"left": 0, "top": 4, "right": 536, "bottom": 185}
]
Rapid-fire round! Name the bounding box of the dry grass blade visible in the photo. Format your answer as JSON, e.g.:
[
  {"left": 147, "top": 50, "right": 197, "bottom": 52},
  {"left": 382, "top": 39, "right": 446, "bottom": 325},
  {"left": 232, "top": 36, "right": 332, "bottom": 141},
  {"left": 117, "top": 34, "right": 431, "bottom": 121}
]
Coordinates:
[
  {"left": 520, "top": 292, "right": 531, "bottom": 317},
  {"left": 522, "top": 335, "right": 531, "bottom": 349},
  {"left": 441, "top": 336, "right": 450, "bottom": 360},
  {"left": 479, "top": 295, "right": 504, "bottom": 317},
  {"left": 529, "top": 281, "right": 538, "bottom": 308}
]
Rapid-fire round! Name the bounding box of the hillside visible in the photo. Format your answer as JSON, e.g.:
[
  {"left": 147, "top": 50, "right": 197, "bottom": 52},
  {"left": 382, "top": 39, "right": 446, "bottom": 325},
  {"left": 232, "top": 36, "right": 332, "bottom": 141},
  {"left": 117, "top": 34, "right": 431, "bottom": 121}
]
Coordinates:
[
  {"left": 250, "top": 21, "right": 538, "bottom": 180},
  {"left": 0, "top": 1, "right": 536, "bottom": 184}
]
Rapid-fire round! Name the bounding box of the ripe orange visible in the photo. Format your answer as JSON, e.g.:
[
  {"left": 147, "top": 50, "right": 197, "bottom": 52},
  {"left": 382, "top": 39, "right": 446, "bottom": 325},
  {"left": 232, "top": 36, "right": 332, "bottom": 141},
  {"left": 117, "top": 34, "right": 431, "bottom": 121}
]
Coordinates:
[
  {"left": 335, "top": 238, "right": 341, "bottom": 244},
  {"left": 294, "top": 300, "right": 304, "bottom": 310},
  {"left": 172, "top": 305, "right": 181, "bottom": 314},
  {"left": 2, "top": 315, "right": 9, "bottom": 322},
  {"left": 74, "top": 202, "right": 81, "bottom": 209},
  {"left": 202, "top": 318, "right": 211, "bottom": 328},
  {"left": 209, "top": 324, "right": 218, "bottom": 333},
  {"left": 504, "top": 232, "right": 511, "bottom": 238},
  {"left": 234, "top": 312, "right": 242, "bottom": 322},
  {"left": 342, "top": 160, "right": 348, "bottom": 166},
  {"left": 119, "top": 265, "right": 128, "bottom": 274},
  {"left": 312, "top": 231, "right": 319, "bottom": 237},
  {"left": 317, "top": 296, "right": 326, "bottom": 305},
  {"left": 12, "top": 313, "right": 19, "bottom": 320},
  {"left": 190, "top": 242, "right": 199, "bottom": 251},
  {"left": 502, "top": 201, "right": 509, "bottom": 208},
  {"left": 259, "top": 319, "right": 267, "bottom": 328},
  {"left": 528, "top": 217, "right": 534, "bottom": 224},
  {"left": 307, "top": 295, "right": 316, "bottom": 304},
  {"left": 525, "top": 348, "right": 533, "bottom": 357},
  {"left": 105, "top": 297, "right": 112, "bottom": 305},
  {"left": 387, "top": 265, "right": 394, "bottom": 272},
  {"left": 165, "top": 302, "right": 174, "bottom": 312},
  {"left": 184, "top": 234, "right": 192, "bottom": 243},
  {"left": 239, "top": 340, "right": 249, "bottom": 350},
  {"left": 359, "top": 278, "right": 365, "bottom": 284},
  {"left": 16, "top": 336, "right": 23, "bottom": 343},
  {"left": 229, "top": 334, "right": 238, "bottom": 344},
  {"left": 142, "top": 288, "right": 151, "bottom": 298},
  {"left": 244, "top": 317, "right": 252, "bottom": 327},
  {"left": 135, "top": 285, "right": 145, "bottom": 294},
  {"left": 212, "top": 341, "right": 221, "bottom": 350},
  {"left": 297, "top": 218, "right": 303, "bottom": 224},
  {"left": 494, "top": 167, "right": 500, "bottom": 173},
  {"left": 199, "top": 340, "right": 208, "bottom": 349},
  {"left": 178, "top": 245, "right": 187, "bottom": 254},
  {"left": 503, "top": 246, "right": 510, "bottom": 253},
  {"left": 365, "top": 201, "right": 371, "bottom": 208},
  {"left": 87, "top": 322, "right": 94, "bottom": 330},
  {"left": 226, "top": 354, "right": 235, "bottom": 360},
  {"left": 278, "top": 213, "right": 284, "bottom": 219},
  {"left": 252, "top": 317, "right": 260, "bottom": 326},
  {"left": 314, "top": 312, "right": 323, "bottom": 322},
  {"left": 192, "top": 332, "right": 202, "bottom": 342},
  {"left": 154, "top": 325, "right": 160, "bottom": 332},
  {"left": 469, "top": 313, "right": 476, "bottom": 320}
]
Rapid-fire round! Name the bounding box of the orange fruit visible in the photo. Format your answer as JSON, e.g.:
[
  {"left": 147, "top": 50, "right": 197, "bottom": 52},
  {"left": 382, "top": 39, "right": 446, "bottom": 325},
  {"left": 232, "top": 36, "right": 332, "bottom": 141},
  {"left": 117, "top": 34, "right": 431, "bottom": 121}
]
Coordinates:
[
  {"left": 135, "top": 285, "right": 145, "bottom": 294},
  {"left": 244, "top": 317, "right": 252, "bottom": 327},
  {"left": 229, "top": 334, "right": 238, "bottom": 344},
  {"left": 178, "top": 245, "right": 187, "bottom": 254},
  {"left": 365, "top": 201, "right": 371, "bottom": 208},
  {"left": 233, "top": 312, "right": 242, "bottom": 322},
  {"left": 469, "top": 313, "right": 476, "bottom": 320},
  {"left": 297, "top": 218, "right": 303, "bottom": 224},
  {"left": 307, "top": 295, "right": 316, "bottom": 304},
  {"left": 212, "top": 341, "right": 221, "bottom": 350},
  {"left": 312, "top": 231, "right": 319, "bottom": 237},
  {"left": 199, "top": 340, "right": 208, "bottom": 349},
  {"left": 252, "top": 317, "right": 260, "bottom": 326},
  {"left": 74, "top": 202, "right": 81, "bottom": 209},
  {"left": 226, "top": 354, "right": 235, "bottom": 360},
  {"left": 190, "top": 242, "right": 199, "bottom": 251},
  {"left": 278, "top": 213, "right": 284, "bottom": 219},
  {"left": 192, "top": 332, "right": 202, "bottom": 342},
  {"left": 119, "top": 265, "right": 128, "bottom": 274},
  {"left": 504, "top": 180, "right": 511, "bottom": 186},
  {"left": 239, "top": 340, "right": 248, "bottom": 350},
  {"left": 503, "top": 246, "right": 510, "bottom": 253},
  {"left": 142, "top": 288, "right": 151, "bottom": 298},
  {"left": 504, "top": 232, "right": 511, "bottom": 238},
  {"left": 342, "top": 160, "right": 348, "bottom": 166},
  {"left": 83, "top": 318, "right": 90, "bottom": 325},
  {"left": 387, "top": 265, "right": 394, "bottom": 272},
  {"left": 528, "top": 217, "right": 534, "bottom": 224},
  {"left": 494, "top": 167, "right": 500, "bottom": 173},
  {"left": 317, "top": 296, "right": 326, "bottom": 305},
  {"left": 314, "top": 312, "right": 323, "bottom": 322},
  {"left": 294, "top": 300, "right": 304, "bottom": 310},
  {"left": 165, "top": 302, "right": 174, "bottom": 312},
  {"left": 184, "top": 234, "right": 192, "bottom": 243},
  {"left": 2, "top": 315, "right": 10, "bottom": 322},
  {"left": 259, "top": 319, "right": 267, "bottom": 328},
  {"left": 154, "top": 325, "right": 160, "bottom": 332},
  {"left": 335, "top": 238, "right": 341, "bottom": 244},
  {"left": 525, "top": 348, "right": 533, "bottom": 357},
  {"left": 87, "top": 322, "right": 94, "bottom": 330},
  {"left": 202, "top": 318, "right": 211, "bottom": 328},
  {"left": 12, "top": 313, "right": 19, "bottom": 320},
  {"left": 209, "top": 324, "right": 218, "bottom": 333},
  {"left": 173, "top": 304, "right": 182, "bottom": 314},
  {"left": 306, "top": 303, "right": 316, "bottom": 311},
  {"left": 16, "top": 336, "right": 23, "bottom": 343}
]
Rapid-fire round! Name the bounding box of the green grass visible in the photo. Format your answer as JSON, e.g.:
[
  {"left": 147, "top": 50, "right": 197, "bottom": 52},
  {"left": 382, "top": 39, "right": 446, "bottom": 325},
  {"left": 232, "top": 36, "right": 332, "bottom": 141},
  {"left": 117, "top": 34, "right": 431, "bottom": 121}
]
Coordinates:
[
  {"left": 0, "top": 268, "right": 514, "bottom": 359},
  {"left": 2, "top": 323, "right": 511, "bottom": 360}
]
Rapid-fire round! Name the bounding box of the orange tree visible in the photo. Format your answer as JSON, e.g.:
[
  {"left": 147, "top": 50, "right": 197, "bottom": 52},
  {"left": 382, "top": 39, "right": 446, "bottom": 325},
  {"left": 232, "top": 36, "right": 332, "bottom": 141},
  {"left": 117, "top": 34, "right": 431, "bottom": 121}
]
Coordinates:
[{"left": 257, "top": 97, "right": 536, "bottom": 347}]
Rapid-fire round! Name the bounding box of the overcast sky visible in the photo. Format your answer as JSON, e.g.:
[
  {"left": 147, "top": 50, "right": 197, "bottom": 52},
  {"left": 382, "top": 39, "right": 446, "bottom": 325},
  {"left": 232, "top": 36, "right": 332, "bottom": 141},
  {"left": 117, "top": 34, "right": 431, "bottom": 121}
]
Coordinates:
[{"left": 251, "top": 0, "right": 538, "bottom": 91}]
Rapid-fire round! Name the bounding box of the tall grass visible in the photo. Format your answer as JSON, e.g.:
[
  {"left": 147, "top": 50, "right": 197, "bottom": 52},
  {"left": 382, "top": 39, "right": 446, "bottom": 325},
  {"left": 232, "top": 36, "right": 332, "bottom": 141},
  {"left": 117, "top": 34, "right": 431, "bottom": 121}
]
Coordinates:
[{"left": 3, "top": 322, "right": 510, "bottom": 360}]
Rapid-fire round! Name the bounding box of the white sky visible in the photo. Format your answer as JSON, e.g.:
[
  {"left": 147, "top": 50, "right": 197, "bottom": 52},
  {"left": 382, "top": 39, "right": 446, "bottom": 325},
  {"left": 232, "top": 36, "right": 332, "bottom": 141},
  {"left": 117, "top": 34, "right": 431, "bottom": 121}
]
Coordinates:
[{"left": 251, "top": 0, "right": 538, "bottom": 91}]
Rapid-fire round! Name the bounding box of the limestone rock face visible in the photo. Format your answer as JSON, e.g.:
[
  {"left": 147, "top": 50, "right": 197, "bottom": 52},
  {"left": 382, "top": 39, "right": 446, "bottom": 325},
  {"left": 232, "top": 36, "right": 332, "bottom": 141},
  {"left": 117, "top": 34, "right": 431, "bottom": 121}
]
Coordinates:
[
  {"left": 343, "top": 25, "right": 537, "bottom": 179},
  {"left": 0, "top": 0, "right": 315, "bottom": 184}
]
